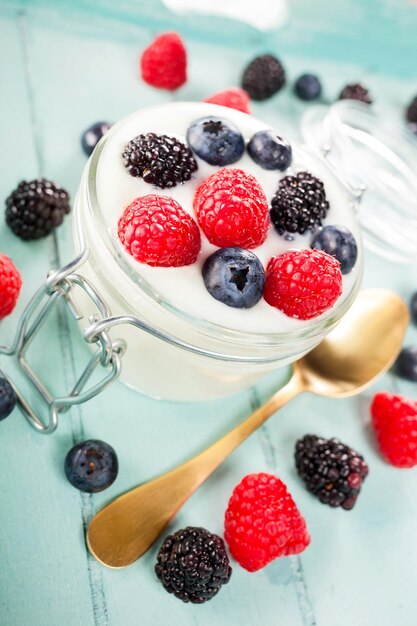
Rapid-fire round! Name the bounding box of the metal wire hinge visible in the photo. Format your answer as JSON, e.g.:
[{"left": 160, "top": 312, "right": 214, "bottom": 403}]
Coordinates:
[{"left": 0, "top": 273, "right": 126, "bottom": 435}]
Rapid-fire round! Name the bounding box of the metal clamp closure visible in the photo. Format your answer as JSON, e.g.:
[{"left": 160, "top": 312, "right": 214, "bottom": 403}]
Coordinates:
[{"left": 0, "top": 273, "right": 126, "bottom": 434}]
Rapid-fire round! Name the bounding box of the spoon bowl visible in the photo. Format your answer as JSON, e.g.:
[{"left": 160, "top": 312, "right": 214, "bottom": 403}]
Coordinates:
[
  {"left": 87, "top": 288, "right": 408, "bottom": 568},
  {"left": 297, "top": 288, "right": 409, "bottom": 397}
]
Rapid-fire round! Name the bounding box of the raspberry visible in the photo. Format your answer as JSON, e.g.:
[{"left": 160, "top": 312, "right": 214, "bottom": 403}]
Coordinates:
[
  {"left": 193, "top": 168, "right": 269, "bottom": 249},
  {"left": 118, "top": 195, "right": 201, "bottom": 267},
  {"left": 122, "top": 133, "right": 197, "bottom": 189},
  {"left": 338, "top": 83, "right": 372, "bottom": 105},
  {"left": 270, "top": 171, "right": 330, "bottom": 237},
  {"left": 5, "top": 178, "right": 70, "bottom": 240},
  {"left": 295, "top": 435, "right": 369, "bottom": 510},
  {"left": 224, "top": 473, "right": 310, "bottom": 572},
  {"left": 155, "top": 527, "right": 232, "bottom": 603},
  {"left": 263, "top": 249, "right": 342, "bottom": 320},
  {"left": 203, "top": 88, "right": 251, "bottom": 114},
  {"left": 0, "top": 254, "right": 22, "bottom": 319},
  {"left": 140, "top": 32, "right": 186, "bottom": 91},
  {"left": 370, "top": 392, "right": 417, "bottom": 468}
]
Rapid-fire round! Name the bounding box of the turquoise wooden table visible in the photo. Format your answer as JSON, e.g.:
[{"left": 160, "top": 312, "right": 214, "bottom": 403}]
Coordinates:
[{"left": 1, "top": 1, "right": 417, "bottom": 624}]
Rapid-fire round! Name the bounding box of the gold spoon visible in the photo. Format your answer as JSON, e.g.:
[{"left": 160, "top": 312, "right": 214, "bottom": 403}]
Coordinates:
[{"left": 87, "top": 288, "right": 408, "bottom": 568}]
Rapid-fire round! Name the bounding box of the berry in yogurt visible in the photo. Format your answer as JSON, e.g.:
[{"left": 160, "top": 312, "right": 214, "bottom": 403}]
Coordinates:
[
  {"left": 186, "top": 117, "right": 245, "bottom": 166},
  {"left": 202, "top": 247, "right": 265, "bottom": 309},
  {"left": 118, "top": 195, "right": 201, "bottom": 267},
  {"left": 247, "top": 130, "right": 292, "bottom": 171},
  {"left": 270, "top": 171, "right": 330, "bottom": 237},
  {"left": 263, "top": 249, "right": 343, "bottom": 320},
  {"left": 194, "top": 168, "right": 269, "bottom": 249},
  {"left": 122, "top": 133, "right": 197, "bottom": 189}
]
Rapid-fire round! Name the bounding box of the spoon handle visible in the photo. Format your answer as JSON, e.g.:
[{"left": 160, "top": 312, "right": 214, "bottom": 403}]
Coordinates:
[{"left": 87, "top": 373, "right": 302, "bottom": 568}]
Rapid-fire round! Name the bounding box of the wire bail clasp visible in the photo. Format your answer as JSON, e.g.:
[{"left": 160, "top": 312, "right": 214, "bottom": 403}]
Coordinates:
[{"left": 0, "top": 272, "right": 126, "bottom": 434}]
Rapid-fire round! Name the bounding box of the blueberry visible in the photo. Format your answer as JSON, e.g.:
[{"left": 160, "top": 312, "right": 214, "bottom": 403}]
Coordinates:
[
  {"left": 394, "top": 347, "right": 417, "bottom": 382},
  {"left": 186, "top": 117, "right": 244, "bottom": 166},
  {"left": 202, "top": 247, "right": 265, "bottom": 308},
  {"left": 312, "top": 225, "right": 358, "bottom": 274},
  {"left": 247, "top": 130, "right": 292, "bottom": 171},
  {"left": 81, "top": 121, "right": 112, "bottom": 157},
  {"left": 410, "top": 292, "right": 417, "bottom": 324},
  {"left": 0, "top": 378, "right": 16, "bottom": 421},
  {"left": 64, "top": 439, "right": 118, "bottom": 493},
  {"left": 294, "top": 74, "right": 322, "bottom": 101}
]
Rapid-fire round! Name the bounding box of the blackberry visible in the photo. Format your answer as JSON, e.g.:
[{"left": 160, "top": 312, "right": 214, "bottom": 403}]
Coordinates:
[
  {"left": 338, "top": 83, "right": 372, "bottom": 105},
  {"left": 122, "top": 133, "right": 197, "bottom": 189},
  {"left": 5, "top": 179, "right": 70, "bottom": 240},
  {"left": 406, "top": 96, "right": 417, "bottom": 124},
  {"left": 155, "top": 526, "right": 232, "bottom": 604},
  {"left": 295, "top": 435, "right": 369, "bottom": 510},
  {"left": 270, "top": 171, "right": 329, "bottom": 237},
  {"left": 241, "top": 54, "right": 286, "bottom": 101}
]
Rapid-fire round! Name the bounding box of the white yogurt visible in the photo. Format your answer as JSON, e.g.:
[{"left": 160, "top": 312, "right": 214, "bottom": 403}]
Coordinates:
[{"left": 95, "top": 103, "right": 360, "bottom": 335}]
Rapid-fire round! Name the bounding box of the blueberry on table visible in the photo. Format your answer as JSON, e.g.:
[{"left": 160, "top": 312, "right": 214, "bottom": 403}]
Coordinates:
[
  {"left": 247, "top": 130, "right": 292, "bottom": 171},
  {"left": 81, "top": 121, "right": 112, "bottom": 156},
  {"left": 312, "top": 225, "right": 358, "bottom": 274},
  {"left": 410, "top": 292, "right": 417, "bottom": 324},
  {"left": 202, "top": 247, "right": 265, "bottom": 309},
  {"left": 64, "top": 439, "right": 118, "bottom": 493},
  {"left": 394, "top": 347, "right": 417, "bottom": 382},
  {"left": 294, "top": 73, "right": 322, "bottom": 101},
  {"left": 186, "top": 117, "right": 244, "bottom": 166},
  {"left": 0, "top": 378, "right": 17, "bottom": 421}
]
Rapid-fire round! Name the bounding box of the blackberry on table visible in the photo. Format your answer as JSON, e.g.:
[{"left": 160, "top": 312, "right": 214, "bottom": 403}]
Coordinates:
[
  {"left": 241, "top": 54, "right": 286, "bottom": 101},
  {"left": 5, "top": 178, "right": 70, "bottom": 240},
  {"left": 295, "top": 435, "right": 369, "bottom": 510},
  {"left": 406, "top": 96, "right": 417, "bottom": 124},
  {"left": 338, "top": 83, "right": 372, "bottom": 104},
  {"left": 270, "top": 171, "right": 329, "bottom": 237},
  {"left": 122, "top": 133, "right": 197, "bottom": 189},
  {"left": 155, "top": 526, "right": 232, "bottom": 604}
]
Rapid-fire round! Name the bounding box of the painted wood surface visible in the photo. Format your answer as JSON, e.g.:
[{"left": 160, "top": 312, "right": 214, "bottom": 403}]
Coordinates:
[{"left": 0, "top": 2, "right": 417, "bottom": 625}]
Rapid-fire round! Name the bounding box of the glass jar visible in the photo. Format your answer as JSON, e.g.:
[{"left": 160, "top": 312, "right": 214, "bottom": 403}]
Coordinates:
[
  {"left": 70, "top": 102, "right": 363, "bottom": 402},
  {"left": 301, "top": 100, "right": 417, "bottom": 263}
]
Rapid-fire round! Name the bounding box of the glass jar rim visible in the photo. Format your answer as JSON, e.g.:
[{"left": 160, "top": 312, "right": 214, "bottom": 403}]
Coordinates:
[
  {"left": 82, "top": 101, "right": 363, "bottom": 353},
  {"left": 301, "top": 100, "right": 417, "bottom": 263}
]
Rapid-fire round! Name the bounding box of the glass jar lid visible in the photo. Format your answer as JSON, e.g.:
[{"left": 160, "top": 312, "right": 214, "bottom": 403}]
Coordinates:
[{"left": 301, "top": 100, "right": 417, "bottom": 263}]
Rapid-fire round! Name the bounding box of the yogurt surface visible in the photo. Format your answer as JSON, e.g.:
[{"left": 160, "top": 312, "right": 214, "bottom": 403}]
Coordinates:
[{"left": 95, "top": 102, "right": 361, "bottom": 335}]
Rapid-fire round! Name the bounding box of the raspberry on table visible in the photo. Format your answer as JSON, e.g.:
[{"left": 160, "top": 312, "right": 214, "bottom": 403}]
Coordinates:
[
  {"left": 241, "top": 54, "right": 286, "bottom": 101},
  {"left": 193, "top": 168, "right": 269, "bottom": 249},
  {"left": 203, "top": 88, "right": 251, "bottom": 114},
  {"left": 224, "top": 473, "right": 310, "bottom": 572},
  {"left": 270, "top": 171, "right": 330, "bottom": 237},
  {"left": 263, "top": 249, "right": 342, "bottom": 320},
  {"left": 5, "top": 178, "right": 70, "bottom": 240},
  {"left": 338, "top": 83, "right": 372, "bottom": 104},
  {"left": 118, "top": 195, "right": 201, "bottom": 267},
  {"left": 295, "top": 435, "right": 369, "bottom": 510},
  {"left": 371, "top": 392, "right": 417, "bottom": 468},
  {"left": 122, "top": 133, "right": 198, "bottom": 189},
  {"left": 155, "top": 526, "right": 232, "bottom": 604},
  {"left": 140, "top": 32, "right": 187, "bottom": 90},
  {"left": 0, "top": 254, "right": 22, "bottom": 319},
  {"left": 0, "top": 378, "right": 17, "bottom": 421},
  {"left": 406, "top": 96, "right": 417, "bottom": 124}
]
